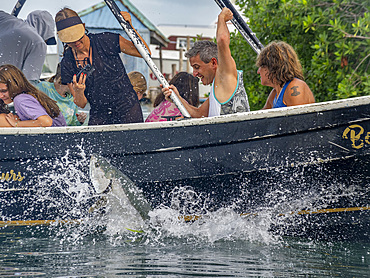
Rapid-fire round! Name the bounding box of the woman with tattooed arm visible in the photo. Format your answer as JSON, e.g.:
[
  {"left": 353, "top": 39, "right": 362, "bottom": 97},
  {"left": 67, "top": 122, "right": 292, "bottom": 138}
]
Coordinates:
[{"left": 256, "top": 41, "right": 315, "bottom": 109}]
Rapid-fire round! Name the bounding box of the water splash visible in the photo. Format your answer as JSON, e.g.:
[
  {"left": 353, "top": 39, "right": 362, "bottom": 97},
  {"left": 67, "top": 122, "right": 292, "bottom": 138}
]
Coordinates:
[
  {"left": 147, "top": 206, "right": 280, "bottom": 245},
  {"left": 2, "top": 147, "right": 367, "bottom": 245},
  {"left": 51, "top": 161, "right": 368, "bottom": 245}
]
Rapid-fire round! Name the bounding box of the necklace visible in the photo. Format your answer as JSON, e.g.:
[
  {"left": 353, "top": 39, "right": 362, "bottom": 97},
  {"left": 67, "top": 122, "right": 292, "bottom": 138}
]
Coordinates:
[{"left": 74, "top": 44, "right": 91, "bottom": 69}]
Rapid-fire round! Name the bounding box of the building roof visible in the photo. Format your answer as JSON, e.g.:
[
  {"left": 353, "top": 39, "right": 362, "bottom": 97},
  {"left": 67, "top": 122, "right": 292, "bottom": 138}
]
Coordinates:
[
  {"left": 78, "top": 0, "right": 168, "bottom": 47},
  {"left": 157, "top": 24, "right": 217, "bottom": 39}
]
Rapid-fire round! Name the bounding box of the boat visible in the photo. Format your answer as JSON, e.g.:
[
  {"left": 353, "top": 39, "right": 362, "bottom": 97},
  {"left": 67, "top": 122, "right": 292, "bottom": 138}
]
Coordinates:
[{"left": 1, "top": 95, "right": 369, "bottom": 240}]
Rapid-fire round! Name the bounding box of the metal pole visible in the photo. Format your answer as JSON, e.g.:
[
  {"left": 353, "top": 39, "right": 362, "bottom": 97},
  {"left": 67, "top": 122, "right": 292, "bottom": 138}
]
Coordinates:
[
  {"left": 214, "top": 0, "right": 264, "bottom": 54},
  {"left": 104, "top": 0, "right": 191, "bottom": 118},
  {"left": 11, "top": 0, "right": 27, "bottom": 17}
]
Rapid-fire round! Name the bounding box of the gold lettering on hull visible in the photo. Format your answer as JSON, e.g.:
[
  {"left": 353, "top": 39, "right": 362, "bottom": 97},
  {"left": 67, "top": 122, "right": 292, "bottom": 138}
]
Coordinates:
[
  {"left": 0, "top": 170, "right": 25, "bottom": 182},
  {"left": 342, "top": 124, "right": 370, "bottom": 149}
]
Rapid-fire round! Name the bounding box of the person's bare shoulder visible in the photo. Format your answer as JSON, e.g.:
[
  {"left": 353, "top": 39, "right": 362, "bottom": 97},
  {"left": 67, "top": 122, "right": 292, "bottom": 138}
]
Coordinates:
[{"left": 284, "top": 79, "right": 315, "bottom": 106}]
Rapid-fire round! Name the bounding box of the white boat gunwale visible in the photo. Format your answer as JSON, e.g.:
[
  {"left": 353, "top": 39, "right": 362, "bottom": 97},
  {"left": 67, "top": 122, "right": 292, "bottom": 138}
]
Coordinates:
[{"left": 0, "top": 95, "right": 369, "bottom": 135}]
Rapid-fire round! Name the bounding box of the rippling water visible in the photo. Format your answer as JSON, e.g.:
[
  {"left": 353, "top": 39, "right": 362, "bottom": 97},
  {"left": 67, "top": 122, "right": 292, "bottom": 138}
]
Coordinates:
[{"left": 1, "top": 208, "right": 369, "bottom": 277}]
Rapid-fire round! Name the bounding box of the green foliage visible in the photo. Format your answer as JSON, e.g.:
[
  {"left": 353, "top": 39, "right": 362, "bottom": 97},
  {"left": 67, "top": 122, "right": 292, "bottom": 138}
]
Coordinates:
[{"left": 232, "top": 0, "right": 370, "bottom": 110}]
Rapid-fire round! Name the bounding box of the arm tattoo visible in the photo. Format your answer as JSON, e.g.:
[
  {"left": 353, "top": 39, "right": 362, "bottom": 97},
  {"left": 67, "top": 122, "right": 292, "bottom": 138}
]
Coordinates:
[{"left": 290, "top": 86, "right": 301, "bottom": 97}]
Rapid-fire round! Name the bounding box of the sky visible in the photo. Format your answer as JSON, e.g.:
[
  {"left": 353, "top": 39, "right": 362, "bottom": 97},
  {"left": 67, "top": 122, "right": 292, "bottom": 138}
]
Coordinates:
[{"left": 1, "top": 0, "right": 221, "bottom": 26}]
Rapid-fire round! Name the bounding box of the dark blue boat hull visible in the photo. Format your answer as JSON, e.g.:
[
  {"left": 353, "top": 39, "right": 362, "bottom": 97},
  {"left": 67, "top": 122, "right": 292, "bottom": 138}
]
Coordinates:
[{"left": 1, "top": 97, "right": 369, "bottom": 239}]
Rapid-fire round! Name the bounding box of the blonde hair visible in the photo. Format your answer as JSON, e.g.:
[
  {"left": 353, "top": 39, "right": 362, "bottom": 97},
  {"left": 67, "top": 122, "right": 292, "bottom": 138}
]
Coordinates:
[
  {"left": 55, "top": 7, "right": 79, "bottom": 22},
  {"left": 0, "top": 64, "right": 61, "bottom": 118},
  {"left": 128, "top": 71, "right": 147, "bottom": 94}
]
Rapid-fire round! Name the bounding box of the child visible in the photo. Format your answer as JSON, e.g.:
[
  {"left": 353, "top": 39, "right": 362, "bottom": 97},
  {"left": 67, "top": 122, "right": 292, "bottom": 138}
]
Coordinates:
[
  {"left": 37, "top": 63, "right": 87, "bottom": 126},
  {"left": 128, "top": 71, "right": 147, "bottom": 101},
  {"left": 146, "top": 72, "right": 199, "bottom": 122},
  {"left": 0, "top": 64, "right": 66, "bottom": 127}
]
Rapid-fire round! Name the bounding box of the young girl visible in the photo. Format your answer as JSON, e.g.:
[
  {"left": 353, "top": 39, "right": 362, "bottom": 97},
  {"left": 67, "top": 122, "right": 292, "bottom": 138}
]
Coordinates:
[
  {"left": 37, "top": 63, "right": 87, "bottom": 126},
  {"left": 128, "top": 71, "right": 147, "bottom": 101},
  {"left": 0, "top": 64, "right": 66, "bottom": 127},
  {"left": 146, "top": 72, "right": 199, "bottom": 122}
]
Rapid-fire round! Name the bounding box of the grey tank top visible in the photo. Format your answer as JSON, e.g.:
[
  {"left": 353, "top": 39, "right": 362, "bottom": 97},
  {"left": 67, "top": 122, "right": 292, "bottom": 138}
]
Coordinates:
[{"left": 208, "top": 70, "right": 250, "bottom": 117}]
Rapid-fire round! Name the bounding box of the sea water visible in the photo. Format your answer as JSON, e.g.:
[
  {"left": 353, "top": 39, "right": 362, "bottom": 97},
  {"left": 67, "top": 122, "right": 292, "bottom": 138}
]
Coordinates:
[
  {"left": 1, "top": 104, "right": 369, "bottom": 277},
  {"left": 0, "top": 209, "right": 369, "bottom": 277},
  {"left": 1, "top": 164, "right": 369, "bottom": 277}
]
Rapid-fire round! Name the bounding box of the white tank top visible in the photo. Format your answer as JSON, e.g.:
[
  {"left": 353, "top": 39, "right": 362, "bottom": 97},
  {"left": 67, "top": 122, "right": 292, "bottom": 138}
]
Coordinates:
[{"left": 208, "top": 70, "right": 250, "bottom": 117}]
